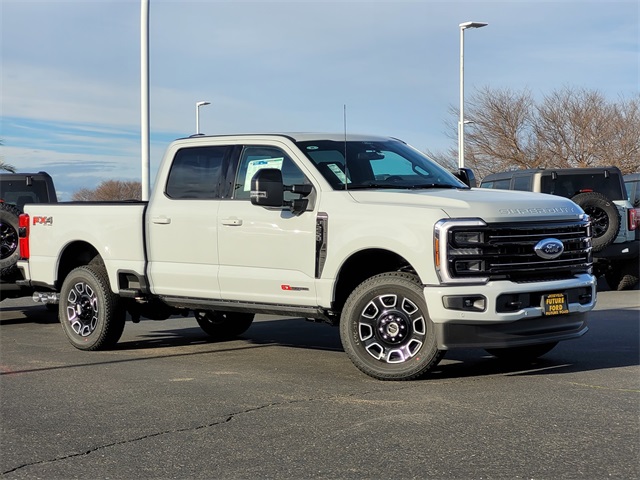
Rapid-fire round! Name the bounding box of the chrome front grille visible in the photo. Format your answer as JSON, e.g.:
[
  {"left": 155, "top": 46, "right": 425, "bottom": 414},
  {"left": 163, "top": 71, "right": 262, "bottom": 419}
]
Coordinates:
[{"left": 436, "top": 218, "right": 592, "bottom": 283}]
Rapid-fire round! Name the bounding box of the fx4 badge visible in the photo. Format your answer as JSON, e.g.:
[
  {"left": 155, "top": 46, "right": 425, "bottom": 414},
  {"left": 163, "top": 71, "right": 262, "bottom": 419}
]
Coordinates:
[{"left": 33, "top": 216, "right": 53, "bottom": 226}]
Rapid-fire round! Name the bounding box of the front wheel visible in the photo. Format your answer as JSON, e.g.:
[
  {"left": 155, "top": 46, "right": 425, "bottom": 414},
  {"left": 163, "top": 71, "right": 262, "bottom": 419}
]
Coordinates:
[
  {"left": 59, "top": 265, "right": 125, "bottom": 350},
  {"left": 195, "top": 310, "right": 254, "bottom": 340},
  {"left": 339, "top": 272, "right": 445, "bottom": 381}
]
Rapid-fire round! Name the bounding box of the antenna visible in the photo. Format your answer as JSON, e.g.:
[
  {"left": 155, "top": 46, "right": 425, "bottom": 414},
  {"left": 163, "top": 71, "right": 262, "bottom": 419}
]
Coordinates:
[{"left": 343, "top": 104, "right": 348, "bottom": 191}]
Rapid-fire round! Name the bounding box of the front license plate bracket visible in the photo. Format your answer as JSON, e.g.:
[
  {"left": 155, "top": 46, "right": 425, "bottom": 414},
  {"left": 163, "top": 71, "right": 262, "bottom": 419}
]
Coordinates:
[{"left": 542, "top": 292, "right": 569, "bottom": 316}]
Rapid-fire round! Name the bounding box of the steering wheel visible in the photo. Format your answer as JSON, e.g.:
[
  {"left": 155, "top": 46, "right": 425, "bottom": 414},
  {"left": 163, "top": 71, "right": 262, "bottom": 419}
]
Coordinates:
[{"left": 385, "top": 175, "right": 403, "bottom": 183}]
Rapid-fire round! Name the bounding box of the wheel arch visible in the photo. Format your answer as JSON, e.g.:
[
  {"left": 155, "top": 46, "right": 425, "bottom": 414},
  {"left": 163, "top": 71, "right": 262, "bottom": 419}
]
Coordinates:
[
  {"left": 56, "top": 241, "right": 103, "bottom": 290},
  {"left": 332, "top": 248, "right": 416, "bottom": 314}
]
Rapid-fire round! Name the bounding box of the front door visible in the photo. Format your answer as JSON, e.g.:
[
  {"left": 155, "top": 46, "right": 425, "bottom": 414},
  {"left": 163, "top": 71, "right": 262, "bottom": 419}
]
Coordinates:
[{"left": 217, "top": 144, "right": 318, "bottom": 305}]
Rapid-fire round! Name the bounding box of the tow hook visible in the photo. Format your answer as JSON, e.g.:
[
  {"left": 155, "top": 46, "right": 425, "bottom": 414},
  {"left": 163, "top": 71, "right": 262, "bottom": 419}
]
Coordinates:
[{"left": 32, "top": 292, "right": 60, "bottom": 305}]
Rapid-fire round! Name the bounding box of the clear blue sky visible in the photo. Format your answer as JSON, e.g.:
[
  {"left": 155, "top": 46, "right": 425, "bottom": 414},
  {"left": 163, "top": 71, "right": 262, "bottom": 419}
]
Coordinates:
[{"left": 2, "top": 0, "right": 638, "bottom": 200}]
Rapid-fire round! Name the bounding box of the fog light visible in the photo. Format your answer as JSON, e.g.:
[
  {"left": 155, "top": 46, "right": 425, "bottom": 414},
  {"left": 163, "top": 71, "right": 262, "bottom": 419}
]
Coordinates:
[
  {"left": 455, "top": 259, "right": 485, "bottom": 273},
  {"left": 443, "top": 295, "right": 486, "bottom": 312}
]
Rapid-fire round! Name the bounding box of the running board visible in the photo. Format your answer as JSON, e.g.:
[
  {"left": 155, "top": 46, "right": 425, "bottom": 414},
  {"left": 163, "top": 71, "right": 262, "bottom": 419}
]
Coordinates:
[{"left": 159, "top": 295, "right": 332, "bottom": 321}]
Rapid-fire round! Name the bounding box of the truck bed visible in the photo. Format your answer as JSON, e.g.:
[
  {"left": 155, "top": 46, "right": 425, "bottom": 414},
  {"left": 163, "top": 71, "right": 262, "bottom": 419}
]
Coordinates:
[{"left": 23, "top": 202, "right": 148, "bottom": 293}]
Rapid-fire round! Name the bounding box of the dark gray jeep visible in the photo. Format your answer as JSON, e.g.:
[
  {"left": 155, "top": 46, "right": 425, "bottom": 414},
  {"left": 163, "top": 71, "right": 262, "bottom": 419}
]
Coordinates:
[
  {"left": 0, "top": 172, "right": 58, "bottom": 300},
  {"left": 480, "top": 167, "right": 638, "bottom": 290}
]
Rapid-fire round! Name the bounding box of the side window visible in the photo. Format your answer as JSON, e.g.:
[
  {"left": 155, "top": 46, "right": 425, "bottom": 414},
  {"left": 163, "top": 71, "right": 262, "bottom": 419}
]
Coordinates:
[
  {"left": 166, "top": 146, "right": 229, "bottom": 199},
  {"left": 234, "top": 146, "right": 309, "bottom": 201},
  {"left": 625, "top": 180, "right": 639, "bottom": 207},
  {"left": 491, "top": 179, "right": 511, "bottom": 190},
  {"left": 512, "top": 175, "right": 531, "bottom": 191}
]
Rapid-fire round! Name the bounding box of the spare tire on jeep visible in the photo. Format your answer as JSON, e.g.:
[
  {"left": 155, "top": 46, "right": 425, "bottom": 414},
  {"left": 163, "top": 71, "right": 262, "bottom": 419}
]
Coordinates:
[
  {"left": 571, "top": 192, "right": 620, "bottom": 252},
  {"left": 0, "top": 202, "right": 21, "bottom": 278}
]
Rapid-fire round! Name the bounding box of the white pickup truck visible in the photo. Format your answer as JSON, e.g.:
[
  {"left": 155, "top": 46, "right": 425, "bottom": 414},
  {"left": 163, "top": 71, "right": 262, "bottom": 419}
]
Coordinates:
[{"left": 17, "top": 134, "right": 596, "bottom": 380}]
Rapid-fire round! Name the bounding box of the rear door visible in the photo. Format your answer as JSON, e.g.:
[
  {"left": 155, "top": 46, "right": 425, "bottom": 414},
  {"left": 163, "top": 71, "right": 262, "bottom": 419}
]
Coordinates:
[{"left": 146, "top": 144, "right": 232, "bottom": 298}]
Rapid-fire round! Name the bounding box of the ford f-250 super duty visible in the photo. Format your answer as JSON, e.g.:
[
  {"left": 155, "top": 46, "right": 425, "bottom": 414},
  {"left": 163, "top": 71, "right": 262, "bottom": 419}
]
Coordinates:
[{"left": 16, "top": 134, "right": 596, "bottom": 380}]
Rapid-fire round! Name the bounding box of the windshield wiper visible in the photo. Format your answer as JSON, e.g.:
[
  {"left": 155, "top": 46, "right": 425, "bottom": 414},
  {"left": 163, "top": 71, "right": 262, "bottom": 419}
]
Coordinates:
[
  {"left": 406, "top": 183, "right": 465, "bottom": 189},
  {"left": 346, "top": 183, "right": 465, "bottom": 190},
  {"left": 347, "top": 183, "right": 406, "bottom": 190}
]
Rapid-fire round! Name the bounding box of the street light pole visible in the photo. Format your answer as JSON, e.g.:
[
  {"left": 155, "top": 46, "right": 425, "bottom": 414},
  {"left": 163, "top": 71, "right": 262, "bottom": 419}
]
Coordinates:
[
  {"left": 459, "top": 21, "right": 488, "bottom": 169},
  {"left": 195, "top": 101, "right": 211, "bottom": 135},
  {"left": 140, "top": 0, "right": 150, "bottom": 201}
]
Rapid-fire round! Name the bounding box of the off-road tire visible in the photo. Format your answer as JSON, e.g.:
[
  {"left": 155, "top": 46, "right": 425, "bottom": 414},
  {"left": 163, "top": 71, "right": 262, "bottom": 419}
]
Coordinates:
[
  {"left": 0, "top": 203, "right": 21, "bottom": 278},
  {"left": 59, "top": 265, "right": 126, "bottom": 350},
  {"left": 616, "top": 262, "right": 639, "bottom": 291},
  {"left": 605, "top": 261, "right": 639, "bottom": 291},
  {"left": 339, "top": 272, "right": 445, "bottom": 381},
  {"left": 195, "top": 310, "right": 255, "bottom": 340},
  {"left": 571, "top": 192, "right": 620, "bottom": 252},
  {"left": 486, "top": 342, "right": 558, "bottom": 362}
]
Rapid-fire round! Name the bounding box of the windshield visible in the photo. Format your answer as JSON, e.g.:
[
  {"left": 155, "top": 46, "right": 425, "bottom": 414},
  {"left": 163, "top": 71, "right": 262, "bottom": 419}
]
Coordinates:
[{"left": 295, "top": 139, "right": 466, "bottom": 190}]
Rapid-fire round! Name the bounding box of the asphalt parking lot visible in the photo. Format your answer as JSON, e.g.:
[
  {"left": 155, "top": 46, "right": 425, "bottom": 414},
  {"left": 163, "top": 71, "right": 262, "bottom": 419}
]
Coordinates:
[{"left": 1, "top": 287, "right": 638, "bottom": 479}]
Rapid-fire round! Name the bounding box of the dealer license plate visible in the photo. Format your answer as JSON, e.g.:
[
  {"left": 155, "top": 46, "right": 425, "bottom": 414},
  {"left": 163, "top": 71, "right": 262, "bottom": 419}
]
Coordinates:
[{"left": 542, "top": 293, "right": 569, "bottom": 316}]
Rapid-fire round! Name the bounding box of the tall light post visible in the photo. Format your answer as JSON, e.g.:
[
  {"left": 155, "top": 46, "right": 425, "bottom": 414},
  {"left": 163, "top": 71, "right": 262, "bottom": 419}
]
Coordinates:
[
  {"left": 140, "top": 0, "right": 150, "bottom": 201},
  {"left": 195, "top": 101, "right": 210, "bottom": 135},
  {"left": 459, "top": 21, "right": 488, "bottom": 169}
]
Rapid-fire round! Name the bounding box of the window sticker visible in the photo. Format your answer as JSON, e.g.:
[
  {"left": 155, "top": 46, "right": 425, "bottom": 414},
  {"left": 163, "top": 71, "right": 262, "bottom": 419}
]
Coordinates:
[
  {"left": 327, "top": 163, "right": 349, "bottom": 184},
  {"left": 244, "top": 157, "right": 283, "bottom": 191}
]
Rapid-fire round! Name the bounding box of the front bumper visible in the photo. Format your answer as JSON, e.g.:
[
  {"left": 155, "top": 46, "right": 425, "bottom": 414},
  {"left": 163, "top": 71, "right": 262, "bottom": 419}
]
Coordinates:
[{"left": 424, "top": 273, "right": 596, "bottom": 350}]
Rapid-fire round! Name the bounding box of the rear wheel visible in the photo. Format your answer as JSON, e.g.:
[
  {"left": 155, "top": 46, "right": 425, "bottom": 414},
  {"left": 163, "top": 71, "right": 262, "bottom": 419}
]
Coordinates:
[
  {"left": 339, "top": 272, "right": 445, "bottom": 381},
  {"left": 195, "top": 310, "right": 254, "bottom": 340},
  {"left": 485, "top": 342, "right": 558, "bottom": 362},
  {"left": 0, "top": 203, "right": 21, "bottom": 278},
  {"left": 571, "top": 192, "right": 620, "bottom": 252},
  {"left": 59, "top": 265, "right": 125, "bottom": 350},
  {"left": 605, "top": 261, "right": 639, "bottom": 291}
]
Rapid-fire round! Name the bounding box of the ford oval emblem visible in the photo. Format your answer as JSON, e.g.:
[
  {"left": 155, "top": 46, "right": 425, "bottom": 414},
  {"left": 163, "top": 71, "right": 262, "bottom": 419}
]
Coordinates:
[{"left": 534, "top": 238, "right": 564, "bottom": 260}]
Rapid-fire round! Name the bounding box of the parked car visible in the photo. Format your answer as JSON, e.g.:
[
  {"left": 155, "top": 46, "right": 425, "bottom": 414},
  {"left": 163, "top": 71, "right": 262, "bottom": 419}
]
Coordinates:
[
  {"left": 0, "top": 172, "right": 57, "bottom": 301},
  {"left": 480, "top": 167, "right": 638, "bottom": 290}
]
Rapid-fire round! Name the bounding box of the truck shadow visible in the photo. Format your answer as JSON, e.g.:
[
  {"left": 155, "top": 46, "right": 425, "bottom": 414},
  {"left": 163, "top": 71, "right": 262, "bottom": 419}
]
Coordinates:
[
  {"left": 115, "top": 310, "right": 639, "bottom": 380},
  {"left": 0, "top": 304, "right": 59, "bottom": 325}
]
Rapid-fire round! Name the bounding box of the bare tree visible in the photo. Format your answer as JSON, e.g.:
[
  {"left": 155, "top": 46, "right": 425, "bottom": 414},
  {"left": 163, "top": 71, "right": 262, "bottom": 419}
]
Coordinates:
[
  {"left": 449, "top": 86, "right": 640, "bottom": 179},
  {"left": 72, "top": 180, "right": 142, "bottom": 201}
]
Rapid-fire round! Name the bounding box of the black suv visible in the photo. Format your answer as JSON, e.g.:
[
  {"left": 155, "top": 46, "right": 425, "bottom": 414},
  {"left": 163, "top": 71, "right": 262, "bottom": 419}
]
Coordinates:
[
  {"left": 480, "top": 167, "right": 638, "bottom": 290},
  {"left": 0, "top": 172, "right": 58, "bottom": 300}
]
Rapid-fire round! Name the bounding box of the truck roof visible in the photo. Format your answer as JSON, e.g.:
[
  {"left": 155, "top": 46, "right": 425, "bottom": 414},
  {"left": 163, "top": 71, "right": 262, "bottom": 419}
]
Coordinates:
[{"left": 177, "top": 132, "right": 403, "bottom": 143}]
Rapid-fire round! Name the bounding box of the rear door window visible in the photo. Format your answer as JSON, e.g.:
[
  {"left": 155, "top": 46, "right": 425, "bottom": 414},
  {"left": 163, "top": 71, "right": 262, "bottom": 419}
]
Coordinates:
[
  {"left": 482, "top": 178, "right": 511, "bottom": 190},
  {"left": 512, "top": 175, "right": 531, "bottom": 191},
  {"left": 165, "top": 146, "right": 230, "bottom": 199}
]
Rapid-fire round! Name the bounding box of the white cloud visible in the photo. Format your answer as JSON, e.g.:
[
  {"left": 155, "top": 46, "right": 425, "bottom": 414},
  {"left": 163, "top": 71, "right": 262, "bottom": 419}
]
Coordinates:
[{"left": 2, "top": 0, "right": 638, "bottom": 199}]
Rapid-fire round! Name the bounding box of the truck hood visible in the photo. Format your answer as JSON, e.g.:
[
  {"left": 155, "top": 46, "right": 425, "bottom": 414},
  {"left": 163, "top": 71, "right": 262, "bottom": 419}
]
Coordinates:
[{"left": 347, "top": 188, "right": 584, "bottom": 223}]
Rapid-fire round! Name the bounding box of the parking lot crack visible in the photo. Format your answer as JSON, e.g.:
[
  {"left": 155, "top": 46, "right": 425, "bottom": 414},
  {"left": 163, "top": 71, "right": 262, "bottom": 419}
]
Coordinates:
[{"left": 1, "top": 400, "right": 306, "bottom": 476}]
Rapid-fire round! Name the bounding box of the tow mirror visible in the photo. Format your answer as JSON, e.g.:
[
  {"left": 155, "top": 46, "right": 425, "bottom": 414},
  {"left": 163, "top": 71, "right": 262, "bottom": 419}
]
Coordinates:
[
  {"left": 454, "top": 168, "right": 476, "bottom": 188},
  {"left": 250, "top": 168, "right": 284, "bottom": 207}
]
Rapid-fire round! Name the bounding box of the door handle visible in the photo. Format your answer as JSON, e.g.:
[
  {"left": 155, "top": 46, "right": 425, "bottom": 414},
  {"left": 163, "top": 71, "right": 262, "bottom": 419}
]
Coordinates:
[
  {"left": 221, "top": 217, "right": 243, "bottom": 226},
  {"left": 152, "top": 216, "right": 171, "bottom": 224}
]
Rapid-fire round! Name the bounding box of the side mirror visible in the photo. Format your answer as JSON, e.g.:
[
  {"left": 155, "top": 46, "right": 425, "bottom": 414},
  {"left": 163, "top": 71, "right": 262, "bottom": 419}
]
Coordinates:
[
  {"left": 250, "top": 168, "right": 284, "bottom": 207},
  {"left": 454, "top": 168, "right": 476, "bottom": 188}
]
